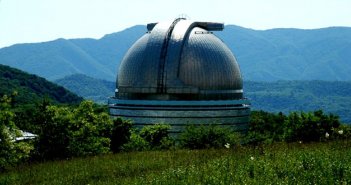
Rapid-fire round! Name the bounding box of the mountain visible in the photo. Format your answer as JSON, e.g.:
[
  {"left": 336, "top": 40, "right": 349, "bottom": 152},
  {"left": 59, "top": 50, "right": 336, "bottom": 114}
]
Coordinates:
[
  {"left": 55, "top": 74, "right": 114, "bottom": 103},
  {"left": 1, "top": 25, "right": 351, "bottom": 81},
  {"left": 0, "top": 25, "right": 144, "bottom": 81},
  {"left": 54, "top": 74, "right": 351, "bottom": 123},
  {"left": 0, "top": 64, "right": 83, "bottom": 104},
  {"left": 217, "top": 26, "right": 351, "bottom": 81}
]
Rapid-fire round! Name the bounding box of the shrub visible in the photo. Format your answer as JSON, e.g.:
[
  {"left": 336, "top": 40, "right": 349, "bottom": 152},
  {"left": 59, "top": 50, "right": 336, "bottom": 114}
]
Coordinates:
[
  {"left": 283, "top": 110, "right": 341, "bottom": 142},
  {"left": 246, "top": 111, "right": 286, "bottom": 145},
  {"left": 110, "top": 117, "right": 133, "bottom": 153},
  {"left": 246, "top": 110, "right": 343, "bottom": 144},
  {"left": 140, "top": 124, "right": 173, "bottom": 150},
  {"left": 179, "top": 124, "right": 241, "bottom": 149},
  {"left": 121, "top": 124, "right": 173, "bottom": 151},
  {"left": 121, "top": 131, "right": 150, "bottom": 151},
  {"left": 331, "top": 124, "right": 351, "bottom": 140}
]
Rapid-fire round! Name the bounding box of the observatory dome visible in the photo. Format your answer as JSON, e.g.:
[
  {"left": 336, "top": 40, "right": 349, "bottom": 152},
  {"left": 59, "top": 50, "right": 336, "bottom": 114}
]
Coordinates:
[
  {"left": 109, "top": 19, "right": 250, "bottom": 132},
  {"left": 118, "top": 19, "right": 243, "bottom": 100}
]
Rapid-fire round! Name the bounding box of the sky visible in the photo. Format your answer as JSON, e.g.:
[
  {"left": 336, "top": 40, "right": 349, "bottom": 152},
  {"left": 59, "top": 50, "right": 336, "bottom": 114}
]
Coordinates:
[{"left": 0, "top": 0, "right": 351, "bottom": 48}]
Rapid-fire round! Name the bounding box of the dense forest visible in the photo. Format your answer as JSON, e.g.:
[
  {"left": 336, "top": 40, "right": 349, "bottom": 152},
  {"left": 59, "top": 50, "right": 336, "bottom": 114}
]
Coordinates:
[
  {"left": 55, "top": 74, "right": 114, "bottom": 102},
  {"left": 0, "top": 64, "right": 82, "bottom": 104},
  {"left": 245, "top": 81, "right": 351, "bottom": 123}
]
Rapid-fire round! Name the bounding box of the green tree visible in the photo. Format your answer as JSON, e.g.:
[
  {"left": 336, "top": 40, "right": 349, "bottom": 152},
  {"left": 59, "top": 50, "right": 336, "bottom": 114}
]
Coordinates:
[
  {"left": 67, "top": 101, "right": 112, "bottom": 156},
  {"left": 35, "top": 100, "right": 112, "bottom": 159},
  {"left": 35, "top": 105, "right": 71, "bottom": 159},
  {"left": 110, "top": 117, "right": 133, "bottom": 153},
  {"left": 0, "top": 95, "right": 33, "bottom": 171}
]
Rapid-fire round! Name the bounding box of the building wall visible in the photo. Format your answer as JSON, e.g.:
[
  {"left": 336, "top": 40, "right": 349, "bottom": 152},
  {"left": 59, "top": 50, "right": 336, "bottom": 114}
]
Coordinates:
[{"left": 109, "top": 98, "right": 250, "bottom": 133}]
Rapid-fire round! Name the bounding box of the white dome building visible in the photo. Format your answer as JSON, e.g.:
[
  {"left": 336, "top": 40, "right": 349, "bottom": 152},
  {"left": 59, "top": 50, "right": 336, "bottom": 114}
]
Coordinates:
[{"left": 108, "top": 18, "right": 250, "bottom": 132}]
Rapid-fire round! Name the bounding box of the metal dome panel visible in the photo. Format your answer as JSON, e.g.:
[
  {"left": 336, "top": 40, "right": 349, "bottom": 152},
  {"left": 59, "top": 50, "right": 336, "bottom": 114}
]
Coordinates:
[{"left": 118, "top": 19, "right": 244, "bottom": 100}]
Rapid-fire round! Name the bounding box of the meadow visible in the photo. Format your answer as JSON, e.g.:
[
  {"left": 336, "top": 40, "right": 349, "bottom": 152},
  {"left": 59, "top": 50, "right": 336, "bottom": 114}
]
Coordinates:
[{"left": 1, "top": 140, "right": 350, "bottom": 185}]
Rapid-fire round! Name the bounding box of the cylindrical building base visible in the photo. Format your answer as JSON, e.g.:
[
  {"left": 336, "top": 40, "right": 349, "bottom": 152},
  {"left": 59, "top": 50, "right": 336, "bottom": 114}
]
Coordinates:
[{"left": 108, "top": 98, "right": 250, "bottom": 133}]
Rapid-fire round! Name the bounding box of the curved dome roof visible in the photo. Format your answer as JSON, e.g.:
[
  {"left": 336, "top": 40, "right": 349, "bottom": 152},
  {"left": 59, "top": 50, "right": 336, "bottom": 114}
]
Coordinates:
[{"left": 118, "top": 19, "right": 243, "bottom": 100}]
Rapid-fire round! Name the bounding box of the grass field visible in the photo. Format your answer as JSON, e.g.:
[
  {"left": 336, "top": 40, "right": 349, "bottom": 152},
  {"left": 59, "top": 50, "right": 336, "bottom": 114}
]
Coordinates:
[{"left": 1, "top": 140, "right": 350, "bottom": 185}]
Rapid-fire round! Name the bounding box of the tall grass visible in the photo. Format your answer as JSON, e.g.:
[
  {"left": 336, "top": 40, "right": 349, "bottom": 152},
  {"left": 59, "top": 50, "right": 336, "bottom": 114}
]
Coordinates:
[{"left": 1, "top": 140, "right": 350, "bottom": 185}]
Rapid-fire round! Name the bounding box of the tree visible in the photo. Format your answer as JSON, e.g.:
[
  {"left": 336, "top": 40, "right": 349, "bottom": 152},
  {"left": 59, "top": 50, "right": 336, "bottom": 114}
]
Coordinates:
[
  {"left": 35, "top": 100, "right": 113, "bottom": 159},
  {"left": 67, "top": 101, "right": 112, "bottom": 156},
  {"left": 0, "top": 95, "right": 33, "bottom": 171},
  {"left": 35, "top": 105, "right": 71, "bottom": 159},
  {"left": 110, "top": 117, "right": 133, "bottom": 153}
]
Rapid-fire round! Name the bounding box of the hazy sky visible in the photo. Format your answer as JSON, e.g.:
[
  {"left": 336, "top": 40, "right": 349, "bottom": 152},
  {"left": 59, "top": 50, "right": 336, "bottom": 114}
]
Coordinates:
[{"left": 1, "top": 0, "right": 350, "bottom": 48}]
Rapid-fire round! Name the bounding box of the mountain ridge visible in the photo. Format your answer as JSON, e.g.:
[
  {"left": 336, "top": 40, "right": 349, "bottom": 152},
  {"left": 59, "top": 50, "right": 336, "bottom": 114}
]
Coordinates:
[{"left": 1, "top": 25, "right": 351, "bottom": 81}]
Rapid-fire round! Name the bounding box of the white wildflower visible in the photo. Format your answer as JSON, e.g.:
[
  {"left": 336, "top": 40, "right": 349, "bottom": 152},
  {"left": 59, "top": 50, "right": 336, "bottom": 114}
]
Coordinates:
[
  {"left": 325, "top": 132, "right": 330, "bottom": 138},
  {"left": 250, "top": 156, "right": 254, "bottom": 160},
  {"left": 298, "top": 141, "right": 302, "bottom": 144},
  {"left": 225, "top": 143, "right": 230, "bottom": 149},
  {"left": 338, "top": 130, "right": 343, "bottom": 135}
]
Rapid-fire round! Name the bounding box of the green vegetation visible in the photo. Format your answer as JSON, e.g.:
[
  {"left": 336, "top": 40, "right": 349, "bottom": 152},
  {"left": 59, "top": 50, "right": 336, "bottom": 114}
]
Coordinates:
[
  {"left": 1, "top": 85, "right": 351, "bottom": 183},
  {"left": 0, "top": 95, "right": 33, "bottom": 171},
  {"left": 248, "top": 110, "right": 342, "bottom": 144},
  {"left": 121, "top": 124, "right": 173, "bottom": 151},
  {"left": 0, "top": 141, "right": 350, "bottom": 184},
  {"left": 179, "top": 125, "right": 241, "bottom": 149},
  {"left": 246, "top": 81, "right": 351, "bottom": 123},
  {"left": 218, "top": 26, "right": 351, "bottom": 81},
  {"left": 55, "top": 74, "right": 114, "bottom": 103},
  {"left": 139, "top": 124, "right": 173, "bottom": 149},
  {"left": 53, "top": 75, "right": 351, "bottom": 123},
  {"left": 33, "top": 100, "right": 112, "bottom": 159},
  {"left": 110, "top": 117, "right": 132, "bottom": 153},
  {"left": 0, "top": 64, "right": 82, "bottom": 105}
]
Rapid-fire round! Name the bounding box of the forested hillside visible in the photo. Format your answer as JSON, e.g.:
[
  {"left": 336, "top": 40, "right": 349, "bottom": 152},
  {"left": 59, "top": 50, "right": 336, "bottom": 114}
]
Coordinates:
[
  {"left": 55, "top": 74, "right": 351, "bottom": 123},
  {"left": 245, "top": 81, "right": 351, "bottom": 123},
  {"left": 55, "top": 74, "right": 114, "bottom": 103},
  {"left": 0, "top": 64, "right": 82, "bottom": 104},
  {"left": 1, "top": 25, "right": 350, "bottom": 81}
]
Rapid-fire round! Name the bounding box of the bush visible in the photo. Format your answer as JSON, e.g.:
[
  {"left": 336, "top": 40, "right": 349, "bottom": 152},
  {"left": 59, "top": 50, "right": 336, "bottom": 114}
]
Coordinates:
[
  {"left": 121, "top": 124, "right": 173, "bottom": 151},
  {"left": 246, "top": 111, "right": 286, "bottom": 145},
  {"left": 247, "top": 110, "right": 343, "bottom": 144},
  {"left": 110, "top": 117, "right": 133, "bottom": 153},
  {"left": 179, "top": 124, "right": 241, "bottom": 149},
  {"left": 331, "top": 124, "right": 351, "bottom": 140},
  {"left": 121, "top": 131, "right": 150, "bottom": 152},
  {"left": 139, "top": 124, "right": 172, "bottom": 149},
  {"left": 283, "top": 110, "right": 340, "bottom": 142}
]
